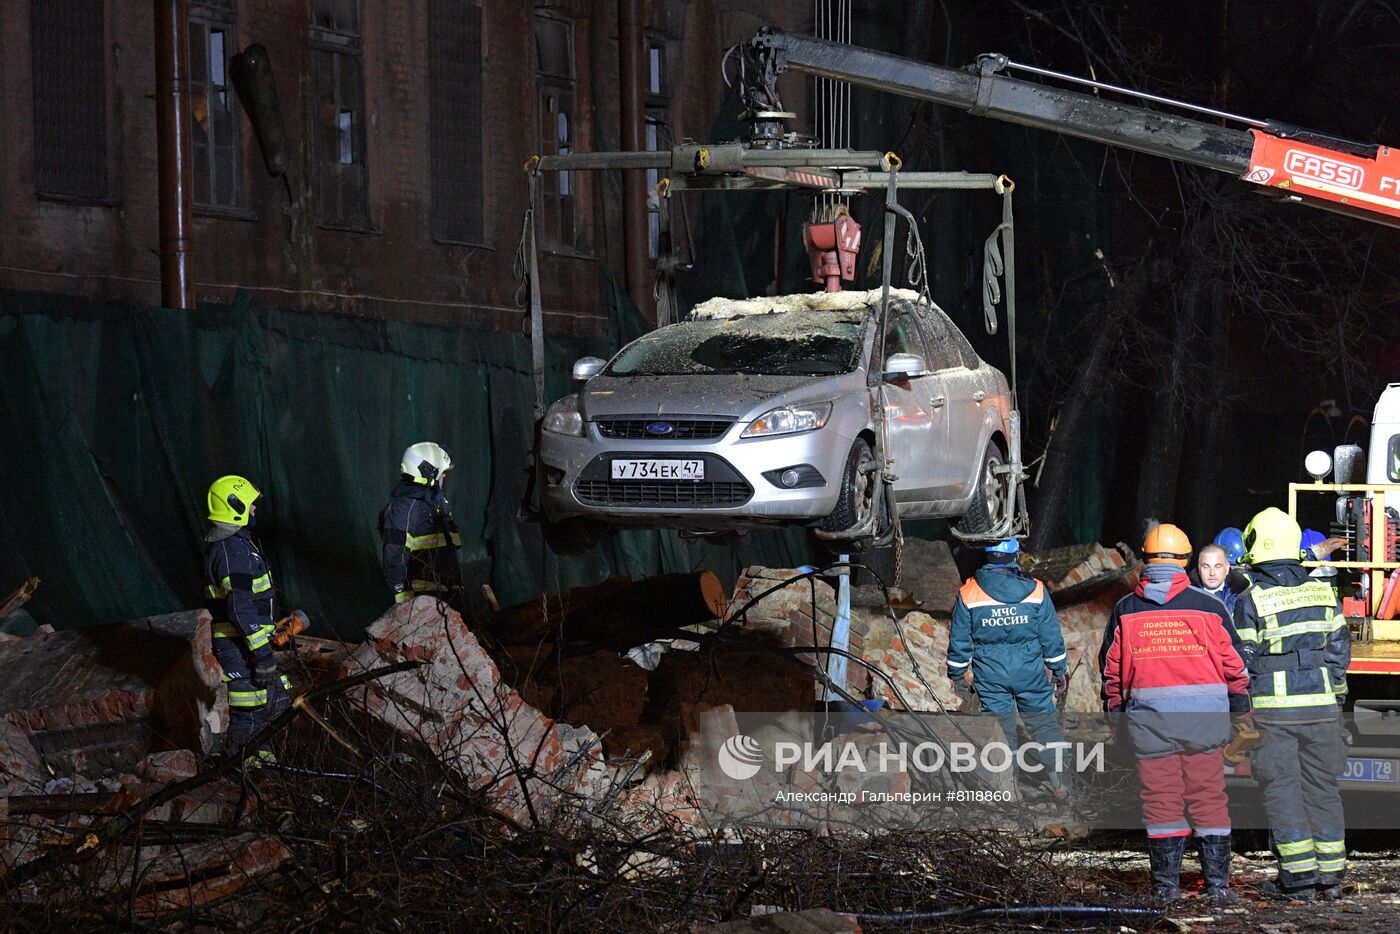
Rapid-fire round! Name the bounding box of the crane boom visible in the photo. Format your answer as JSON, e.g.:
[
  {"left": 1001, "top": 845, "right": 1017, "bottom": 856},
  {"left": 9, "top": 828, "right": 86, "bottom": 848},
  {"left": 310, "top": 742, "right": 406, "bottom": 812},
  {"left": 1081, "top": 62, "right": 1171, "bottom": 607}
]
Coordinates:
[{"left": 749, "top": 28, "right": 1400, "bottom": 228}]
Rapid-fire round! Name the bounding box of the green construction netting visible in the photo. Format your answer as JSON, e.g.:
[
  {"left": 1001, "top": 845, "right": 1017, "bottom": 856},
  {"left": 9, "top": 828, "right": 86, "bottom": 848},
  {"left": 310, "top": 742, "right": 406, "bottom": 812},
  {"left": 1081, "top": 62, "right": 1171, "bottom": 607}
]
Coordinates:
[{"left": 0, "top": 284, "right": 810, "bottom": 638}]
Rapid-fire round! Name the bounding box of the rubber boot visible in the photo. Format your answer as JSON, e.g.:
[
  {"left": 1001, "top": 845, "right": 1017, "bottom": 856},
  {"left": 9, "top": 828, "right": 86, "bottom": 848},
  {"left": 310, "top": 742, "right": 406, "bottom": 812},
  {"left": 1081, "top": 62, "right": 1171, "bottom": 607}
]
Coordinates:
[
  {"left": 1196, "top": 834, "right": 1238, "bottom": 905},
  {"left": 1259, "top": 879, "right": 1316, "bottom": 902},
  {"left": 1147, "top": 835, "right": 1188, "bottom": 904}
]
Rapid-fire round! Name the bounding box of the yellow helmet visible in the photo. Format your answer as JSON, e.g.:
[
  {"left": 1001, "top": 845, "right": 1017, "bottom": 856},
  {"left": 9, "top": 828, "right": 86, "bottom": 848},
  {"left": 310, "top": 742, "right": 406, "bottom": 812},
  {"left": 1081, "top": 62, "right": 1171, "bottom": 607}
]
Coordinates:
[
  {"left": 401, "top": 442, "right": 453, "bottom": 485},
  {"left": 1242, "top": 507, "right": 1302, "bottom": 565},
  {"left": 207, "top": 475, "right": 260, "bottom": 525}
]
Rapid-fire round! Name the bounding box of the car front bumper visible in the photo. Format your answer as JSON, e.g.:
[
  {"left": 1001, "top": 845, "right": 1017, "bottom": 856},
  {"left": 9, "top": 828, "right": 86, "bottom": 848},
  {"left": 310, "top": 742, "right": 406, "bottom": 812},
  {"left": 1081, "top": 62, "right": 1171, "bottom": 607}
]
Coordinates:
[{"left": 539, "top": 420, "right": 858, "bottom": 530}]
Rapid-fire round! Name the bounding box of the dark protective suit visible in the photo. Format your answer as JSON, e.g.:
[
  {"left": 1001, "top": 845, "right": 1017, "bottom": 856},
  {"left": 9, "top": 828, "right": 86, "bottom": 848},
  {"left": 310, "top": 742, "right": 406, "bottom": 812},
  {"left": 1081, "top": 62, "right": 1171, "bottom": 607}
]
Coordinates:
[
  {"left": 948, "top": 560, "right": 1068, "bottom": 782},
  {"left": 378, "top": 480, "right": 463, "bottom": 606},
  {"left": 1234, "top": 559, "right": 1350, "bottom": 889},
  {"left": 203, "top": 527, "right": 290, "bottom": 759}
]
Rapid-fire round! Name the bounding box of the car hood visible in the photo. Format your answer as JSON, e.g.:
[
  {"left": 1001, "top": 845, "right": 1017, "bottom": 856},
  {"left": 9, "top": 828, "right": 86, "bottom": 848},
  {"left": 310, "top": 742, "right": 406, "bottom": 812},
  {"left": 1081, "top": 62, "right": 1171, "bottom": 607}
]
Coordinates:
[{"left": 579, "top": 372, "right": 857, "bottom": 421}]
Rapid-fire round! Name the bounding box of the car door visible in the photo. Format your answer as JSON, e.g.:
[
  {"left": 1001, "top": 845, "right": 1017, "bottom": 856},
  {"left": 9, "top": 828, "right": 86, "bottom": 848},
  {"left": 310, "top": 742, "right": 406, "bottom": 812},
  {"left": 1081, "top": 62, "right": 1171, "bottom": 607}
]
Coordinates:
[
  {"left": 880, "top": 310, "right": 948, "bottom": 506},
  {"left": 917, "top": 306, "right": 985, "bottom": 500}
]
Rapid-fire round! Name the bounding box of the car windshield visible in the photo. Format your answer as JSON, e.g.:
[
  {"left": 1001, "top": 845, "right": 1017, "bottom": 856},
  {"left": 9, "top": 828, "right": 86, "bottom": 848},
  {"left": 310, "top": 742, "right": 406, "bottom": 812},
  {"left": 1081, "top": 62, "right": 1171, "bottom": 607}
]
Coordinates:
[{"left": 608, "top": 309, "right": 868, "bottom": 377}]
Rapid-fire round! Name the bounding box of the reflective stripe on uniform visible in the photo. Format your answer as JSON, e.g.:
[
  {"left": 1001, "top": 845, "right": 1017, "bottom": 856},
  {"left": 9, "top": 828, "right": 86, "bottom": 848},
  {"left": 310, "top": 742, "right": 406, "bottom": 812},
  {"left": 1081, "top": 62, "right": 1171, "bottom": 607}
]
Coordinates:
[
  {"left": 212, "top": 622, "right": 239, "bottom": 639},
  {"left": 1044, "top": 652, "right": 1066, "bottom": 664},
  {"left": 281, "top": 674, "right": 293, "bottom": 690},
  {"left": 405, "top": 532, "right": 448, "bottom": 551},
  {"left": 1277, "top": 839, "right": 1314, "bottom": 856},
  {"left": 251, "top": 573, "right": 272, "bottom": 594},
  {"left": 246, "top": 627, "right": 271, "bottom": 650},
  {"left": 1315, "top": 838, "right": 1346, "bottom": 873},
  {"left": 1264, "top": 616, "right": 1347, "bottom": 641},
  {"left": 1281, "top": 856, "right": 1318, "bottom": 873},
  {"left": 228, "top": 688, "right": 268, "bottom": 708},
  {"left": 1254, "top": 688, "right": 1341, "bottom": 708},
  {"left": 958, "top": 578, "right": 1045, "bottom": 609}
]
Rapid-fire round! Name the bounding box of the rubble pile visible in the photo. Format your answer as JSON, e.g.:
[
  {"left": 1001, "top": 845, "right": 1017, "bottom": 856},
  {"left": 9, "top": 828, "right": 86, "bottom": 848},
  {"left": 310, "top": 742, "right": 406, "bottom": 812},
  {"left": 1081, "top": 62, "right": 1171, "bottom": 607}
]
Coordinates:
[{"left": 0, "top": 548, "right": 1150, "bottom": 925}]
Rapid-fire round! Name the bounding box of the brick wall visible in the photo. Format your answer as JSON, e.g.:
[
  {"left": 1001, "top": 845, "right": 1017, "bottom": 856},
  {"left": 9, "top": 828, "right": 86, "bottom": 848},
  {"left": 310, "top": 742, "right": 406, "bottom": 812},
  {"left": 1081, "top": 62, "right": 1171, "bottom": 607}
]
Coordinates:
[{"left": 0, "top": 0, "right": 812, "bottom": 332}]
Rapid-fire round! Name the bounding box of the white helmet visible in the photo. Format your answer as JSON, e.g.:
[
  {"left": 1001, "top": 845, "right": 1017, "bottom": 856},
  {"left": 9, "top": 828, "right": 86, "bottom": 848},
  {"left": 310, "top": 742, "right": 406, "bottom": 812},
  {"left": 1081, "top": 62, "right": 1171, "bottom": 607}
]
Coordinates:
[{"left": 401, "top": 441, "right": 453, "bottom": 485}]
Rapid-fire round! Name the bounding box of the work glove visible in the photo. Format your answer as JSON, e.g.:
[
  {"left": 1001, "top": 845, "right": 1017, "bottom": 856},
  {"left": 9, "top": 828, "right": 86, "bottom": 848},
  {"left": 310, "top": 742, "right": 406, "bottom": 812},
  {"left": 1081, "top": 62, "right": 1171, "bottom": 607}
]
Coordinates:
[
  {"left": 951, "top": 678, "right": 974, "bottom": 702},
  {"left": 252, "top": 658, "right": 279, "bottom": 690},
  {"left": 1052, "top": 671, "right": 1069, "bottom": 696}
]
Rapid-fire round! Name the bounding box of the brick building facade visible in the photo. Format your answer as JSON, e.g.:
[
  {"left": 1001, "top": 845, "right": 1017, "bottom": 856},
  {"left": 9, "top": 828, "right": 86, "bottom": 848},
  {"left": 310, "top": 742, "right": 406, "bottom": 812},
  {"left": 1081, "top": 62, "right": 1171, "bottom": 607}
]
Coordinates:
[{"left": 0, "top": 0, "right": 809, "bottom": 334}]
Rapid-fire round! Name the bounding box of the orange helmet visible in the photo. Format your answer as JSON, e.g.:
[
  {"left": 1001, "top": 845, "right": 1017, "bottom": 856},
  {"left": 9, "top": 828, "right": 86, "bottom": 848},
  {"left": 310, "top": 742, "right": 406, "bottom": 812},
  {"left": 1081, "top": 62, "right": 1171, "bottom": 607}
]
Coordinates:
[{"left": 1143, "top": 523, "right": 1192, "bottom": 567}]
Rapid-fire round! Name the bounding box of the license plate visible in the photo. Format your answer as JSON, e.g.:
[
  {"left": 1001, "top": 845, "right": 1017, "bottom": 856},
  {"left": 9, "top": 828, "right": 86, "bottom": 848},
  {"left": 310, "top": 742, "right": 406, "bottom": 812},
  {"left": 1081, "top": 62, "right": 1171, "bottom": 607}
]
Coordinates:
[
  {"left": 1341, "top": 757, "right": 1398, "bottom": 783},
  {"left": 610, "top": 458, "right": 704, "bottom": 481}
]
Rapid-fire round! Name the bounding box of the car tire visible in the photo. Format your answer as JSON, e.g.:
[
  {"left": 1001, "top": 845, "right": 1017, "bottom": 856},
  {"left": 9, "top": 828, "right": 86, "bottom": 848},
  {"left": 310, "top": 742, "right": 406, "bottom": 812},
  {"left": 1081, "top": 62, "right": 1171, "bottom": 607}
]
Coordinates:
[
  {"left": 820, "top": 439, "right": 879, "bottom": 535},
  {"left": 543, "top": 517, "right": 607, "bottom": 556},
  {"left": 816, "top": 439, "right": 901, "bottom": 586},
  {"left": 956, "top": 441, "right": 1006, "bottom": 536}
]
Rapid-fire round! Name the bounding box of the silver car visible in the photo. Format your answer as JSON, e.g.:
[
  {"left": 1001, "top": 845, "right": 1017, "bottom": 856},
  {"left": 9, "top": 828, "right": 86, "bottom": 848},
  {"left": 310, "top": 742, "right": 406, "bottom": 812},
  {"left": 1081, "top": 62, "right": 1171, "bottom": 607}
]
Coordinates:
[{"left": 537, "top": 288, "right": 1012, "bottom": 551}]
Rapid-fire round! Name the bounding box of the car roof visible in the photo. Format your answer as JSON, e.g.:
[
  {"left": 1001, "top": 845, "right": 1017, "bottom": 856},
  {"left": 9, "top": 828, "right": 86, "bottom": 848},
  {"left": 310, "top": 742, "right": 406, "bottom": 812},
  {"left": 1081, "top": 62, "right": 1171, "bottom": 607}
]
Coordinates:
[{"left": 688, "top": 287, "right": 925, "bottom": 321}]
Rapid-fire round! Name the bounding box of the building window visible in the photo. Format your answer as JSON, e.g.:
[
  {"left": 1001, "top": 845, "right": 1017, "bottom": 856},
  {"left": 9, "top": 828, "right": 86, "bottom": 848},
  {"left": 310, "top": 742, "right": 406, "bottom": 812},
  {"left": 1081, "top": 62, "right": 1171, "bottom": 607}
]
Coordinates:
[
  {"left": 428, "top": 0, "right": 484, "bottom": 243},
  {"left": 644, "top": 36, "right": 670, "bottom": 259},
  {"left": 31, "top": 0, "right": 108, "bottom": 201},
  {"left": 310, "top": 0, "right": 369, "bottom": 228},
  {"left": 535, "top": 12, "right": 578, "bottom": 250},
  {"left": 190, "top": 6, "right": 241, "bottom": 210}
]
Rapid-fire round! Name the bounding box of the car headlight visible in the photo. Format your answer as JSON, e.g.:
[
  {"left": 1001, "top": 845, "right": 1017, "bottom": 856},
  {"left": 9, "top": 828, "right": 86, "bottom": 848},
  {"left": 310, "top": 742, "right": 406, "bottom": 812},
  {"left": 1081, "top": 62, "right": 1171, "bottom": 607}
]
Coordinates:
[
  {"left": 741, "top": 402, "right": 832, "bottom": 438},
  {"left": 543, "top": 395, "right": 585, "bottom": 437}
]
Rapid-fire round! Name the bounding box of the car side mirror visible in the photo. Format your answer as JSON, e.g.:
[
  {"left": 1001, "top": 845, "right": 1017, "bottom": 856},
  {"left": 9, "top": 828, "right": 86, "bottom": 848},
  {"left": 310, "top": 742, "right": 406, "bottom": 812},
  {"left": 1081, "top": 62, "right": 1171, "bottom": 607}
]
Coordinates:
[
  {"left": 571, "top": 356, "right": 606, "bottom": 381},
  {"left": 883, "top": 352, "right": 930, "bottom": 381}
]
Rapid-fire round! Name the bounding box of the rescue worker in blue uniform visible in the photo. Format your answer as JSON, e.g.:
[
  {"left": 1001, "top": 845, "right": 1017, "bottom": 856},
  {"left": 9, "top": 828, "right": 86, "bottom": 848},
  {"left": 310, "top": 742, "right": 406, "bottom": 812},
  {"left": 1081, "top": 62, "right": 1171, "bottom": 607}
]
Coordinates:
[
  {"left": 202, "top": 475, "right": 291, "bottom": 764},
  {"left": 379, "top": 442, "right": 464, "bottom": 608},
  {"left": 1234, "top": 507, "right": 1351, "bottom": 902},
  {"left": 948, "top": 538, "right": 1070, "bottom": 792}
]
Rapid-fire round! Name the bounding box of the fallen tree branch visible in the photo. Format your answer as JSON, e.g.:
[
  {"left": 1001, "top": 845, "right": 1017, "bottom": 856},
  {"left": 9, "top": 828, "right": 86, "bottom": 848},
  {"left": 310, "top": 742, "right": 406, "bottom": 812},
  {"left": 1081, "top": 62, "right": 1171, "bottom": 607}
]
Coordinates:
[
  {"left": 0, "top": 576, "right": 39, "bottom": 621},
  {"left": 2, "top": 660, "right": 420, "bottom": 887}
]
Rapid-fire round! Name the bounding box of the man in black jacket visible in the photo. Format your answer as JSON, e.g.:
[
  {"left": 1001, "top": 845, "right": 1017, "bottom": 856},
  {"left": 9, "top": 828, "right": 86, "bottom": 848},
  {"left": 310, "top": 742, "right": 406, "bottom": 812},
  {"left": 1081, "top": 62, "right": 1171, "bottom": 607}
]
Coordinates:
[{"left": 379, "top": 442, "right": 464, "bottom": 608}]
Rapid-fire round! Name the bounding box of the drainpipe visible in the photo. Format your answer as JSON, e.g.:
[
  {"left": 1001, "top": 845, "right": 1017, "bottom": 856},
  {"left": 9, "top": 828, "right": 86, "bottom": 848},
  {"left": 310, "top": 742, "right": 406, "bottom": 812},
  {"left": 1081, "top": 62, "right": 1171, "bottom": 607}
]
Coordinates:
[
  {"left": 618, "top": 0, "right": 651, "bottom": 320},
  {"left": 154, "top": 0, "right": 195, "bottom": 309}
]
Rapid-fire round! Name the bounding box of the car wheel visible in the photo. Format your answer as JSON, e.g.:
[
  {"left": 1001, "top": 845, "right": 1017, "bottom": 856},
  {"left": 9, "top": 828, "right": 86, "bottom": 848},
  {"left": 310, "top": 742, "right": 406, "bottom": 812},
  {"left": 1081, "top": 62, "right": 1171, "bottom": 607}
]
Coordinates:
[
  {"left": 820, "top": 439, "right": 879, "bottom": 534},
  {"left": 543, "top": 517, "right": 607, "bottom": 556},
  {"left": 956, "top": 441, "right": 1006, "bottom": 536},
  {"left": 815, "top": 439, "right": 901, "bottom": 586}
]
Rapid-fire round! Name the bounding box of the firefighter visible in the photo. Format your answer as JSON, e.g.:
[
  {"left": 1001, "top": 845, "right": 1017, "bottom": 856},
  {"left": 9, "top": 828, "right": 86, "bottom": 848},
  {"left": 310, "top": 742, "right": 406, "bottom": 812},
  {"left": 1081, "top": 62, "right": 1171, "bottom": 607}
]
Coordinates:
[
  {"left": 947, "top": 538, "right": 1069, "bottom": 794},
  {"left": 203, "top": 475, "right": 291, "bottom": 764},
  {"left": 1234, "top": 507, "right": 1350, "bottom": 902},
  {"left": 1100, "top": 523, "right": 1250, "bottom": 905},
  {"left": 379, "top": 442, "right": 464, "bottom": 608}
]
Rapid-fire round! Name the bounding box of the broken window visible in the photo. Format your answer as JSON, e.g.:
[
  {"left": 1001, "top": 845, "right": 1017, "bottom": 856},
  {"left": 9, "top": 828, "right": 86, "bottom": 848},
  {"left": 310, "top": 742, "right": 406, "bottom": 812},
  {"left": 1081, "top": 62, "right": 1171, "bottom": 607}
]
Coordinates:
[
  {"left": 535, "top": 12, "right": 579, "bottom": 250},
  {"left": 31, "top": 0, "right": 108, "bottom": 201},
  {"left": 428, "top": 0, "right": 484, "bottom": 243},
  {"left": 189, "top": 7, "right": 241, "bottom": 210},
  {"left": 609, "top": 310, "right": 866, "bottom": 377},
  {"left": 311, "top": 0, "right": 369, "bottom": 228}
]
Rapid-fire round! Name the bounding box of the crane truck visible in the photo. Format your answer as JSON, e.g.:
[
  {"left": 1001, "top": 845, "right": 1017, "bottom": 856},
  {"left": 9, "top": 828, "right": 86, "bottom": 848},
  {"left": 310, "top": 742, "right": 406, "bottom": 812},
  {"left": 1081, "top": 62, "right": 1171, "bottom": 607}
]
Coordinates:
[{"left": 733, "top": 26, "right": 1399, "bottom": 793}]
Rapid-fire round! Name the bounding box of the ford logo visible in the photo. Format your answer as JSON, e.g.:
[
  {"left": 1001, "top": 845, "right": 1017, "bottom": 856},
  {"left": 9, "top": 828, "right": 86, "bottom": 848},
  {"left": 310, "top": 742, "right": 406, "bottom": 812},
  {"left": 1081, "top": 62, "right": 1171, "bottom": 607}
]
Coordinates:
[{"left": 645, "top": 421, "right": 675, "bottom": 435}]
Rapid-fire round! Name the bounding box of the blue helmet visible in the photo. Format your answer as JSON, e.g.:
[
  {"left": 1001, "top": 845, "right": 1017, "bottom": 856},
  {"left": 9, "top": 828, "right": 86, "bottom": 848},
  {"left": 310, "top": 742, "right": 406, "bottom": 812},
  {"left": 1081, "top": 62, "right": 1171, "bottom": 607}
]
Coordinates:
[
  {"left": 985, "top": 538, "right": 1020, "bottom": 555},
  {"left": 1300, "top": 528, "right": 1329, "bottom": 560},
  {"left": 1212, "top": 527, "right": 1245, "bottom": 565}
]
